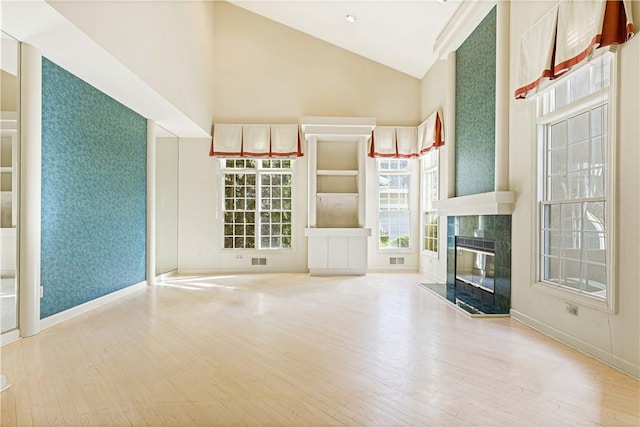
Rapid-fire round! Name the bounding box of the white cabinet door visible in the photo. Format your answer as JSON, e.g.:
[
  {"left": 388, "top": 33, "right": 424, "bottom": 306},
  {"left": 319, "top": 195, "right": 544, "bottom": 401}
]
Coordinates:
[
  {"left": 327, "top": 237, "right": 349, "bottom": 269},
  {"left": 347, "top": 236, "right": 367, "bottom": 269},
  {"left": 307, "top": 236, "right": 328, "bottom": 269}
]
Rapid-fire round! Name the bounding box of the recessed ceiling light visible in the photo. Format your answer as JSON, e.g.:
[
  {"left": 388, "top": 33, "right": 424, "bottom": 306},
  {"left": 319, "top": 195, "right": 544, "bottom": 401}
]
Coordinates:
[{"left": 346, "top": 14, "right": 357, "bottom": 23}]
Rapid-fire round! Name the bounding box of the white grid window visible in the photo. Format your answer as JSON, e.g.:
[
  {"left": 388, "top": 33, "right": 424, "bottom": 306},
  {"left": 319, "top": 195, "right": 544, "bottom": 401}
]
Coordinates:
[
  {"left": 538, "top": 53, "right": 613, "bottom": 301},
  {"left": 422, "top": 151, "right": 438, "bottom": 253},
  {"left": 222, "top": 159, "right": 293, "bottom": 249},
  {"left": 378, "top": 159, "right": 410, "bottom": 249}
]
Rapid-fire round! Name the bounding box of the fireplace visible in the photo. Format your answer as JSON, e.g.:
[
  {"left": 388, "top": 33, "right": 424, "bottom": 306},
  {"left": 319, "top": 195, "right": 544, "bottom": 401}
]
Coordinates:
[
  {"left": 446, "top": 215, "right": 511, "bottom": 315},
  {"left": 455, "top": 238, "right": 495, "bottom": 293},
  {"left": 453, "top": 236, "right": 496, "bottom": 311}
]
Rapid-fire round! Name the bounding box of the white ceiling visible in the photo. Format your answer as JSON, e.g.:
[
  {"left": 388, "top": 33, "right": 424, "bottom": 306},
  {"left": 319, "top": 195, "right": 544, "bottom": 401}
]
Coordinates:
[{"left": 228, "top": 0, "right": 462, "bottom": 79}]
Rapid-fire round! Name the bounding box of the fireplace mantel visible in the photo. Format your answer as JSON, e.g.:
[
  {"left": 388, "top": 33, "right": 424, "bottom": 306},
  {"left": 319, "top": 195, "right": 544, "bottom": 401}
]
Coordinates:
[{"left": 434, "top": 191, "right": 515, "bottom": 216}]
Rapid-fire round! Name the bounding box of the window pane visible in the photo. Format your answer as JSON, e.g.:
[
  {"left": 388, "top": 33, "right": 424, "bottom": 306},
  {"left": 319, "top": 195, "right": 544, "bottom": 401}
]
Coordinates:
[
  {"left": 568, "top": 111, "right": 590, "bottom": 144},
  {"left": 568, "top": 141, "right": 589, "bottom": 172},
  {"left": 563, "top": 260, "right": 582, "bottom": 290},
  {"left": 544, "top": 256, "right": 561, "bottom": 284},
  {"left": 590, "top": 136, "right": 605, "bottom": 166},
  {"left": 567, "top": 171, "right": 589, "bottom": 199},
  {"left": 550, "top": 175, "right": 567, "bottom": 200},
  {"left": 550, "top": 148, "right": 566, "bottom": 175},
  {"left": 550, "top": 121, "right": 567, "bottom": 148},
  {"left": 584, "top": 202, "right": 605, "bottom": 231},
  {"left": 585, "top": 264, "right": 606, "bottom": 295},
  {"left": 570, "top": 66, "right": 590, "bottom": 102},
  {"left": 589, "top": 168, "right": 605, "bottom": 198},
  {"left": 562, "top": 203, "right": 582, "bottom": 231},
  {"left": 584, "top": 233, "right": 606, "bottom": 262},
  {"left": 544, "top": 230, "right": 561, "bottom": 257},
  {"left": 554, "top": 83, "right": 568, "bottom": 110}
]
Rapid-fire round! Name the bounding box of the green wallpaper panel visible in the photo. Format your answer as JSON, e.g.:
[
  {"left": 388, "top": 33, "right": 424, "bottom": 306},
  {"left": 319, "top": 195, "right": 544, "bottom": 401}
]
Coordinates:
[
  {"left": 41, "top": 58, "right": 147, "bottom": 318},
  {"left": 455, "top": 7, "right": 496, "bottom": 196}
]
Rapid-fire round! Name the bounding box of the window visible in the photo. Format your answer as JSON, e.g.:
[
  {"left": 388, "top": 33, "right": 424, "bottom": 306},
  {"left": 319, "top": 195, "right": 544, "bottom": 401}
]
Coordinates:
[
  {"left": 378, "top": 159, "right": 410, "bottom": 249},
  {"left": 222, "top": 159, "right": 293, "bottom": 249},
  {"left": 537, "top": 52, "right": 614, "bottom": 303},
  {"left": 422, "top": 150, "right": 439, "bottom": 253}
]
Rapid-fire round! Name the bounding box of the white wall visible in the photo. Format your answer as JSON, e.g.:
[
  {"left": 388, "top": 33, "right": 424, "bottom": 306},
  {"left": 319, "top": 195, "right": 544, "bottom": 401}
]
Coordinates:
[
  {"left": 211, "top": 2, "right": 420, "bottom": 125},
  {"left": 156, "top": 135, "right": 179, "bottom": 276},
  {"left": 178, "top": 138, "right": 309, "bottom": 274},
  {"left": 178, "top": 2, "right": 422, "bottom": 274},
  {"left": 509, "top": 1, "right": 640, "bottom": 378},
  {"left": 418, "top": 59, "right": 450, "bottom": 282},
  {"left": 49, "top": 1, "right": 216, "bottom": 135}
]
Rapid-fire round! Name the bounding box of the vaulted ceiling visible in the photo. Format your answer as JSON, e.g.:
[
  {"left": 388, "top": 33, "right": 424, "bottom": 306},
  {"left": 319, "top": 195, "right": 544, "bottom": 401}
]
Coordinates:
[{"left": 228, "top": 1, "right": 462, "bottom": 79}]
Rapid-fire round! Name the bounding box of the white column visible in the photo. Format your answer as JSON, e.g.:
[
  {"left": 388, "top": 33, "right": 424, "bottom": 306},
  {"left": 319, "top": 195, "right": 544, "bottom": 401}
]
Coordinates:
[
  {"left": 19, "top": 44, "right": 41, "bottom": 337},
  {"left": 146, "top": 120, "right": 156, "bottom": 285},
  {"left": 307, "top": 136, "right": 317, "bottom": 228},
  {"left": 494, "top": 0, "right": 510, "bottom": 192},
  {"left": 445, "top": 51, "right": 456, "bottom": 199},
  {"left": 357, "top": 135, "right": 367, "bottom": 228}
]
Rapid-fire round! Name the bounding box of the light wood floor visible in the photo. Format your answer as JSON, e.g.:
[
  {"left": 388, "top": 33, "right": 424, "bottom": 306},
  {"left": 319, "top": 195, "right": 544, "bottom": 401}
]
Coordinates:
[{"left": 1, "top": 273, "right": 638, "bottom": 426}]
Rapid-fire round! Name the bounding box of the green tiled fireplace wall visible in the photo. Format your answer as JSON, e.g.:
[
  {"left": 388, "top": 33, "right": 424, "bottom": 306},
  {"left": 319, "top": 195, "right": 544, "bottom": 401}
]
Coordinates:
[
  {"left": 455, "top": 7, "right": 496, "bottom": 196},
  {"left": 41, "top": 58, "right": 147, "bottom": 319}
]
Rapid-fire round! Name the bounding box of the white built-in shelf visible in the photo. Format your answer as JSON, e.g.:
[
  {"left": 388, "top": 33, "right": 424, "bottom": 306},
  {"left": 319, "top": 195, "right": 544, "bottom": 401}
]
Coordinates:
[
  {"left": 316, "top": 169, "right": 358, "bottom": 176},
  {"left": 0, "top": 167, "right": 12, "bottom": 174}
]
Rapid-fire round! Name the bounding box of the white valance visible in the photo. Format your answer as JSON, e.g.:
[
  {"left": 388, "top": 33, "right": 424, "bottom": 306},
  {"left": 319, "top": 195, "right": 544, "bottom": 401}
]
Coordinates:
[
  {"left": 418, "top": 109, "right": 445, "bottom": 155},
  {"left": 396, "top": 127, "right": 419, "bottom": 158},
  {"left": 370, "top": 126, "right": 418, "bottom": 158},
  {"left": 370, "top": 127, "right": 398, "bottom": 158},
  {"left": 514, "top": 6, "right": 558, "bottom": 99},
  {"left": 515, "top": 0, "right": 635, "bottom": 100},
  {"left": 210, "top": 123, "right": 302, "bottom": 158},
  {"left": 271, "top": 125, "right": 302, "bottom": 157},
  {"left": 210, "top": 124, "right": 243, "bottom": 156},
  {"left": 369, "top": 112, "right": 445, "bottom": 159},
  {"left": 555, "top": 0, "right": 634, "bottom": 75}
]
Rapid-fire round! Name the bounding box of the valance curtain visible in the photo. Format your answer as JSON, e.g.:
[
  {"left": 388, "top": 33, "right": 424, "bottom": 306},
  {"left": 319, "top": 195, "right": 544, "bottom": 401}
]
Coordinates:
[
  {"left": 368, "top": 110, "right": 444, "bottom": 159},
  {"left": 418, "top": 109, "right": 445, "bottom": 155},
  {"left": 515, "top": 0, "right": 634, "bottom": 99},
  {"left": 209, "top": 124, "right": 302, "bottom": 157}
]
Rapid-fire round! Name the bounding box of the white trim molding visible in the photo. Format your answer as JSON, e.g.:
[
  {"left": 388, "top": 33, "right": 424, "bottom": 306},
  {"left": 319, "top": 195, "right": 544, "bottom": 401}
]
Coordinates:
[
  {"left": 511, "top": 309, "right": 639, "bottom": 379},
  {"left": 40, "top": 281, "right": 148, "bottom": 330},
  {"left": 433, "top": 190, "right": 515, "bottom": 216},
  {"left": 434, "top": 0, "right": 497, "bottom": 59}
]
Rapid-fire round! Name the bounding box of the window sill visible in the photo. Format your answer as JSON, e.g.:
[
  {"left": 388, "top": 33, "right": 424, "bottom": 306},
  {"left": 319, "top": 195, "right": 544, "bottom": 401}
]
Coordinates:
[
  {"left": 421, "top": 250, "right": 439, "bottom": 259},
  {"left": 532, "top": 281, "right": 613, "bottom": 313}
]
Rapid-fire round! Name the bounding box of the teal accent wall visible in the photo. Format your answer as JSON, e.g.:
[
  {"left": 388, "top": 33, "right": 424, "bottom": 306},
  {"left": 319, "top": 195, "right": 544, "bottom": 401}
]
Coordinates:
[
  {"left": 455, "top": 7, "right": 496, "bottom": 196},
  {"left": 41, "top": 58, "right": 147, "bottom": 318}
]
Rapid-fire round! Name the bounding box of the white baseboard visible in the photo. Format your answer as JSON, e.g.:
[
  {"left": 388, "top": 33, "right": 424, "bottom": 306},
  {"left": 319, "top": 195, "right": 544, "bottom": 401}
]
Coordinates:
[
  {"left": 510, "top": 309, "right": 639, "bottom": 379},
  {"left": 40, "top": 281, "right": 148, "bottom": 330},
  {"left": 177, "top": 268, "right": 308, "bottom": 275},
  {"left": 1, "top": 329, "right": 20, "bottom": 346}
]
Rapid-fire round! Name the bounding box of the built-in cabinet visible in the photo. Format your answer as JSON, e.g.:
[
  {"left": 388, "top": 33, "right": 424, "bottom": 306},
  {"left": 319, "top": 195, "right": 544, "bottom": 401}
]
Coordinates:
[{"left": 302, "top": 117, "right": 374, "bottom": 275}]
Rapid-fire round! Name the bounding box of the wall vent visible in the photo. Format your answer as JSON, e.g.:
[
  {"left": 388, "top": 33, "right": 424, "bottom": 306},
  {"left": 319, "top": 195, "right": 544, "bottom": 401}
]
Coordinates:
[
  {"left": 389, "top": 257, "right": 405, "bottom": 265},
  {"left": 251, "top": 257, "right": 267, "bottom": 266}
]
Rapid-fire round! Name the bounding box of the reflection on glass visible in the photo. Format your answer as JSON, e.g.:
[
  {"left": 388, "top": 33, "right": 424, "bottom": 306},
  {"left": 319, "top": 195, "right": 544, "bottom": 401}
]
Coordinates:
[
  {"left": 155, "top": 126, "right": 178, "bottom": 276},
  {"left": 1, "top": 31, "right": 19, "bottom": 333}
]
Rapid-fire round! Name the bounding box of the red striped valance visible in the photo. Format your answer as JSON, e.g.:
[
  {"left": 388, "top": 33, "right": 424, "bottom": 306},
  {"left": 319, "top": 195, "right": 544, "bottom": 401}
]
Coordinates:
[
  {"left": 515, "top": 0, "right": 634, "bottom": 100},
  {"left": 209, "top": 124, "right": 303, "bottom": 158}
]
